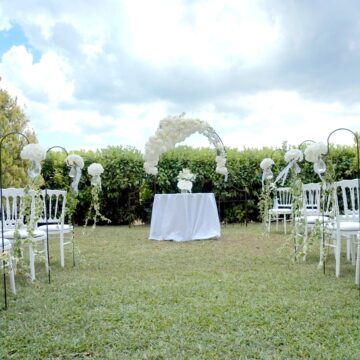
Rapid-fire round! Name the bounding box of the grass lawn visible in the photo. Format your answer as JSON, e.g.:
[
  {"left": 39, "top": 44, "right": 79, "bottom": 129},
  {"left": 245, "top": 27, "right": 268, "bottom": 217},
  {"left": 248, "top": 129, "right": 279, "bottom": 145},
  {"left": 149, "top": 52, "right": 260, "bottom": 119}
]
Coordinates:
[{"left": 1, "top": 223, "right": 360, "bottom": 359}]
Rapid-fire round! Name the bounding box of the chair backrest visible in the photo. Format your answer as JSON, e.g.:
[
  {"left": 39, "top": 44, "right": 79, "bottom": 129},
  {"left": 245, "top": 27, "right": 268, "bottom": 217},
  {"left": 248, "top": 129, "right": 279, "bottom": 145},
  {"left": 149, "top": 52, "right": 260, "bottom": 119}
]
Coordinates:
[
  {"left": 39, "top": 189, "right": 67, "bottom": 224},
  {"left": 302, "top": 183, "right": 321, "bottom": 213},
  {"left": 0, "top": 188, "right": 25, "bottom": 229},
  {"left": 274, "top": 187, "right": 292, "bottom": 209},
  {"left": 335, "top": 179, "right": 359, "bottom": 220}
]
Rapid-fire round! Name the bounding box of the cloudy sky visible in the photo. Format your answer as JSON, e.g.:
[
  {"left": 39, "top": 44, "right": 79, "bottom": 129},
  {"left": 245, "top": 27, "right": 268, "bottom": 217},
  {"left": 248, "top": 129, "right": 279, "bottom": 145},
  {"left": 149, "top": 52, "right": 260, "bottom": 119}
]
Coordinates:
[{"left": 1, "top": 0, "right": 360, "bottom": 153}]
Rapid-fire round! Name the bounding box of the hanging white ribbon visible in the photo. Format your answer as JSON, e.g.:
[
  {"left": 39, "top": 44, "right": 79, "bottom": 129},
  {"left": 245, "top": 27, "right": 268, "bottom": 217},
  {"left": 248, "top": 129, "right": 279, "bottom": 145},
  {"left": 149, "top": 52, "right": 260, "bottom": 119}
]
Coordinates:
[
  {"left": 69, "top": 165, "right": 82, "bottom": 194},
  {"left": 91, "top": 174, "right": 102, "bottom": 189},
  {"left": 261, "top": 168, "right": 273, "bottom": 187},
  {"left": 28, "top": 160, "right": 42, "bottom": 178},
  {"left": 313, "top": 158, "right": 326, "bottom": 180},
  {"left": 275, "top": 159, "right": 301, "bottom": 186}
]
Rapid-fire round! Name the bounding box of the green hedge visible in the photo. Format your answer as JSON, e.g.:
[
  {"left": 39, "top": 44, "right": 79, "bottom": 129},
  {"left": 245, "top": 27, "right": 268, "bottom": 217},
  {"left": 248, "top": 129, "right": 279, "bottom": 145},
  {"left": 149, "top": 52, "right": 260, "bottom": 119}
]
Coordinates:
[{"left": 40, "top": 144, "right": 358, "bottom": 225}]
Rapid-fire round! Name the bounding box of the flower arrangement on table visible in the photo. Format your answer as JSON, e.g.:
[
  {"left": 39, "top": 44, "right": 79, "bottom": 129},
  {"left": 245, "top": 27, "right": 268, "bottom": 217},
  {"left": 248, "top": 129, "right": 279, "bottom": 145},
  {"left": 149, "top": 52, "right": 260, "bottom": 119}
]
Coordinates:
[
  {"left": 84, "top": 162, "right": 111, "bottom": 228},
  {"left": 177, "top": 168, "right": 196, "bottom": 193},
  {"left": 143, "top": 114, "right": 228, "bottom": 180},
  {"left": 65, "top": 154, "right": 84, "bottom": 194}
]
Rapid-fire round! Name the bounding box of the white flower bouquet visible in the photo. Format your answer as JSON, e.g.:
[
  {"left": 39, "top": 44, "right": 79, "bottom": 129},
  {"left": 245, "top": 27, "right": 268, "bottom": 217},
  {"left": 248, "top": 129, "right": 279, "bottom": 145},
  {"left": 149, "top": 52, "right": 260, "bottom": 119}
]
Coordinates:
[
  {"left": 304, "top": 142, "right": 327, "bottom": 162},
  {"left": 260, "top": 158, "right": 275, "bottom": 171},
  {"left": 20, "top": 144, "right": 46, "bottom": 162},
  {"left": 88, "top": 163, "right": 104, "bottom": 187},
  {"left": 284, "top": 149, "right": 303, "bottom": 163},
  {"left": 304, "top": 142, "right": 327, "bottom": 176},
  {"left": 65, "top": 154, "right": 84, "bottom": 194},
  {"left": 88, "top": 163, "right": 104, "bottom": 176},
  {"left": 20, "top": 143, "right": 46, "bottom": 178},
  {"left": 66, "top": 154, "right": 84, "bottom": 169}
]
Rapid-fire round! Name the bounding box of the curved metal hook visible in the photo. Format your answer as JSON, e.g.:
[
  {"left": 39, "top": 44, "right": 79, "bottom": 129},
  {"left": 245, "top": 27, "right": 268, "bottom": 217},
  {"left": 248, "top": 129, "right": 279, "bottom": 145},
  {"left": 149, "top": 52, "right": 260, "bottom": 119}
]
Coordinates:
[
  {"left": 298, "top": 139, "right": 316, "bottom": 148},
  {"left": 46, "top": 145, "right": 68, "bottom": 156}
]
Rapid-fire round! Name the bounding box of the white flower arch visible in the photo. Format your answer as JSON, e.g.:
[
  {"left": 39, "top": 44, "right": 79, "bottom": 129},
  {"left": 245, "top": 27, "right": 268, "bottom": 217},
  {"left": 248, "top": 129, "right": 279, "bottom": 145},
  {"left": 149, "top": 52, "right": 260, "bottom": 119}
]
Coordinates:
[{"left": 143, "top": 114, "right": 228, "bottom": 180}]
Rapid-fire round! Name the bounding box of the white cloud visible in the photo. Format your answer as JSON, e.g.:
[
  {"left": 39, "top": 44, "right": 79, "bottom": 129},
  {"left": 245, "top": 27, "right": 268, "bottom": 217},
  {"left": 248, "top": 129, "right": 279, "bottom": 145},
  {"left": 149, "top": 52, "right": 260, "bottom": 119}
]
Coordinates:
[
  {"left": 0, "top": 0, "right": 360, "bottom": 154},
  {"left": 0, "top": 45, "right": 74, "bottom": 104}
]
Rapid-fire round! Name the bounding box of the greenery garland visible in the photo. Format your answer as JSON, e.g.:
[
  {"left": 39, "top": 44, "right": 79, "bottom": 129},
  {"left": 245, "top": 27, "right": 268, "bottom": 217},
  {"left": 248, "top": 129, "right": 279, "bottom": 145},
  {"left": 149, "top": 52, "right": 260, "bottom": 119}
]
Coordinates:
[{"left": 84, "top": 185, "right": 111, "bottom": 229}]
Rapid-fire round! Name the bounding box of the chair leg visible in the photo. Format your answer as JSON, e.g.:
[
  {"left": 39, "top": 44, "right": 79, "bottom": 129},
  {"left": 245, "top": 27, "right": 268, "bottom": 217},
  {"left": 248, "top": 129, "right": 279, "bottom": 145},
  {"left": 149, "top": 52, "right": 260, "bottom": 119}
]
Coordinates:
[
  {"left": 29, "top": 244, "right": 36, "bottom": 281},
  {"left": 335, "top": 237, "right": 341, "bottom": 278},
  {"left": 60, "top": 233, "right": 65, "bottom": 268},
  {"left": 284, "top": 214, "right": 287, "bottom": 235},
  {"left": 9, "top": 260, "right": 16, "bottom": 295},
  {"left": 356, "top": 235, "right": 360, "bottom": 285},
  {"left": 346, "top": 236, "right": 351, "bottom": 261}
]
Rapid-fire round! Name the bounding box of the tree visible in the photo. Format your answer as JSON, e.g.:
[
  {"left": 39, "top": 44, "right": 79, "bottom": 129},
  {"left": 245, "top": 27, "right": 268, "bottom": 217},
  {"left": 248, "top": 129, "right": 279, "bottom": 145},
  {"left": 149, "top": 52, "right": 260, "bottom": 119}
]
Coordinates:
[{"left": 0, "top": 80, "right": 37, "bottom": 187}]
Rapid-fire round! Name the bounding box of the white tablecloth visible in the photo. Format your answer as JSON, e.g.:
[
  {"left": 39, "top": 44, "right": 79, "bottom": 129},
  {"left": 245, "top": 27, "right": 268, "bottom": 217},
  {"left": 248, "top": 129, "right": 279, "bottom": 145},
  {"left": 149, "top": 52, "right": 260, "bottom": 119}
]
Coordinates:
[{"left": 149, "top": 193, "right": 221, "bottom": 241}]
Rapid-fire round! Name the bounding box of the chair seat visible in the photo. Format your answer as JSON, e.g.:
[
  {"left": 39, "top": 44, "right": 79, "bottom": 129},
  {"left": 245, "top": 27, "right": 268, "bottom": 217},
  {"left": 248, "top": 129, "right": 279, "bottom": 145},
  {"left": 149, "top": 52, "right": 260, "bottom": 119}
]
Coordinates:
[
  {"left": 3, "top": 229, "right": 46, "bottom": 240},
  {"left": 269, "top": 208, "right": 292, "bottom": 214},
  {"left": 305, "top": 215, "right": 330, "bottom": 224},
  {"left": 38, "top": 224, "right": 73, "bottom": 233},
  {"left": 327, "top": 221, "right": 360, "bottom": 232},
  {"left": 0, "top": 238, "right": 12, "bottom": 251}
]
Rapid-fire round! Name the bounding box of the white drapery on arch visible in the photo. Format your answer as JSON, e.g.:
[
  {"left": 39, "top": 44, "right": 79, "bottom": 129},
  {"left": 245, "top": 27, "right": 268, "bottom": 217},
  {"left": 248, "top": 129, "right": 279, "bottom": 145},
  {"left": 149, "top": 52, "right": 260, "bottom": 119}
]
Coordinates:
[{"left": 143, "top": 114, "right": 228, "bottom": 180}]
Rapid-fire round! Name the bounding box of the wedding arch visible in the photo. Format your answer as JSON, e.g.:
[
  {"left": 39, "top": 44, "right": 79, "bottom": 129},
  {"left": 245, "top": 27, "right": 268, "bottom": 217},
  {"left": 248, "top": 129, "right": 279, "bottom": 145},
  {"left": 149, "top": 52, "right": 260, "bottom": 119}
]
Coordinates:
[{"left": 143, "top": 114, "right": 228, "bottom": 180}]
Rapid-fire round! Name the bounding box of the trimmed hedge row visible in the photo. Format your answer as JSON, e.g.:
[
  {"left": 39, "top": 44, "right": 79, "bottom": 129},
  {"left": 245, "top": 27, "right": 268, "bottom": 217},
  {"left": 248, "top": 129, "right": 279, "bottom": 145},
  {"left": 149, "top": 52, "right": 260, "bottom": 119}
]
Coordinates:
[{"left": 41, "top": 144, "right": 358, "bottom": 225}]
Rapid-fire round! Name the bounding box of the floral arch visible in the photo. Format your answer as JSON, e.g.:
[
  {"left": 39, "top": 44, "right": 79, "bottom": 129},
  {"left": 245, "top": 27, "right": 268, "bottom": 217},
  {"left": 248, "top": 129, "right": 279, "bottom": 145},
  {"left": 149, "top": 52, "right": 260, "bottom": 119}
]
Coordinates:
[{"left": 143, "top": 114, "right": 228, "bottom": 180}]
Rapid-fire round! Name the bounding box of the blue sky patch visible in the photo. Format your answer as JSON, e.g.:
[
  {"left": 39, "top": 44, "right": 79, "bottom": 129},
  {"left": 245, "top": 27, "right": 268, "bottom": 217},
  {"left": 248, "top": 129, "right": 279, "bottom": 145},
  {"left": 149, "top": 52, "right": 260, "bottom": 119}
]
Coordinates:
[{"left": 0, "top": 23, "right": 41, "bottom": 62}]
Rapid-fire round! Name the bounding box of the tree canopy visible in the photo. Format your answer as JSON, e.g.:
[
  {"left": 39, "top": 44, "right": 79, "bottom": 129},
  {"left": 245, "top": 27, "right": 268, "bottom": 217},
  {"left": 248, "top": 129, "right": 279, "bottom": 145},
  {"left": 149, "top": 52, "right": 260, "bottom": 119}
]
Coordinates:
[{"left": 0, "top": 81, "right": 37, "bottom": 187}]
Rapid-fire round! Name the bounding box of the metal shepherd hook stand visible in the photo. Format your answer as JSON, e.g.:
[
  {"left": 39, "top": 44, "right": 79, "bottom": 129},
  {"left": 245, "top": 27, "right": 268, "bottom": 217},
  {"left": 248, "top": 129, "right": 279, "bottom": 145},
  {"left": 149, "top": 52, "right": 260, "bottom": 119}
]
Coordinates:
[
  {"left": 0, "top": 131, "right": 29, "bottom": 310},
  {"left": 43, "top": 146, "right": 69, "bottom": 284},
  {"left": 325, "top": 128, "right": 360, "bottom": 287}
]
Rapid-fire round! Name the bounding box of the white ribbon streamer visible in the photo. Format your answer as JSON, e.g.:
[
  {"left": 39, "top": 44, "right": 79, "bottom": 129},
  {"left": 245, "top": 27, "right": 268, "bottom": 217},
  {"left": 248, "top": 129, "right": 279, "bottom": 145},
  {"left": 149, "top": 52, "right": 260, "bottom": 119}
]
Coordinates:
[
  {"left": 275, "top": 159, "right": 301, "bottom": 186},
  {"left": 261, "top": 169, "right": 273, "bottom": 187},
  {"left": 69, "top": 165, "right": 82, "bottom": 194},
  {"left": 91, "top": 175, "right": 102, "bottom": 189},
  {"left": 313, "top": 158, "right": 326, "bottom": 180}
]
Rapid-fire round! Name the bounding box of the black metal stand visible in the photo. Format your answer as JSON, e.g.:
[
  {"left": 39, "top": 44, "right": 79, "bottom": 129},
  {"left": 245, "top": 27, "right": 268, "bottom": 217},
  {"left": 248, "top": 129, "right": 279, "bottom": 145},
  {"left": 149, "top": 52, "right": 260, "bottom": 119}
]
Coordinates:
[
  {"left": 0, "top": 132, "right": 29, "bottom": 310},
  {"left": 325, "top": 128, "right": 360, "bottom": 290}
]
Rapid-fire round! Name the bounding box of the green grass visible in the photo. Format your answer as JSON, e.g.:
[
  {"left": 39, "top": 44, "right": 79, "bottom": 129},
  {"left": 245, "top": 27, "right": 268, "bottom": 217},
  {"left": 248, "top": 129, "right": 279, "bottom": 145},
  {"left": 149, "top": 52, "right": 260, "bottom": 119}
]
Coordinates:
[{"left": 1, "top": 224, "right": 360, "bottom": 359}]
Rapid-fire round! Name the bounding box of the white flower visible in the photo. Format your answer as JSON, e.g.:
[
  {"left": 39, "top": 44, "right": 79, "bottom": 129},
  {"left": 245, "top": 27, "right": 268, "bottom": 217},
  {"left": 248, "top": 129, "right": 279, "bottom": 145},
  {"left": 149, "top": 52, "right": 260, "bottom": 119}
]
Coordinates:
[
  {"left": 177, "top": 168, "right": 196, "bottom": 181},
  {"left": 284, "top": 149, "right": 303, "bottom": 163},
  {"left": 304, "top": 142, "right": 327, "bottom": 163},
  {"left": 66, "top": 154, "right": 84, "bottom": 169},
  {"left": 20, "top": 144, "right": 46, "bottom": 162},
  {"left": 88, "top": 163, "right": 104, "bottom": 176},
  {"left": 177, "top": 179, "right": 193, "bottom": 192},
  {"left": 260, "top": 158, "right": 275, "bottom": 170}
]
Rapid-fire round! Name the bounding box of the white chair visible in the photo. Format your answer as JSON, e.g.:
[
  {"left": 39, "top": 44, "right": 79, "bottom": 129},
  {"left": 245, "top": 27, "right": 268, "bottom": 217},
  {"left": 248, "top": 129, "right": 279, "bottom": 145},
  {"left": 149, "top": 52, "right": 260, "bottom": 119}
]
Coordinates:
[
  {"left": 37, "top": 189, "right": 73, "bottom": 268},
  {"left": 1, "top": 188, "right": 47, "bottom": 281},
  {"left": 327, "top": 179, "right": 360, "bottom": 279},
  {"left": 301, "top": 182, "right": 332, "bottom": 250},
  {"left": 0, "top": 237, "right": 16, "bottom": 294},
  {"left": 268, "top": 187, "right": 292, "bottom": 234}
]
